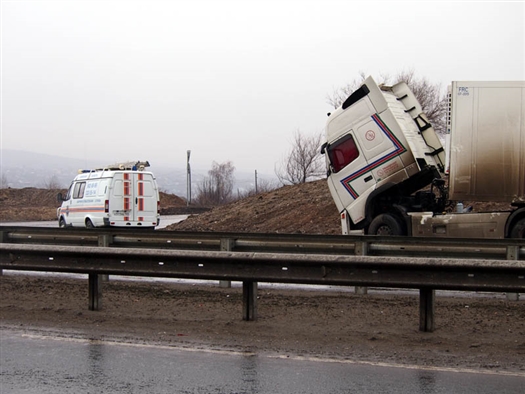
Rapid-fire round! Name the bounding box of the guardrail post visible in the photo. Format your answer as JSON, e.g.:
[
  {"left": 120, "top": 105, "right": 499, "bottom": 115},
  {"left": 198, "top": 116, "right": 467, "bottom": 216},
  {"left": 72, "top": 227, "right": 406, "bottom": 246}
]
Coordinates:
[
  {"left": 243, "top": 281, "right": 257, "bottom": 321},
  {"left": 506, "top": 246, "right": 520, "bottom": 301},
  {"left": 419, "top": 288, "right": 435, "bottom": 332},
  {"left": 219, "top": 238, "right": 235, "bottom": 288},
  {"left": 88, "top": 274, "right": 102, "bottom": 311},
  {"left": 0, "top": 231, "right": 6, "bottom": 275},
  {"left": 98, "top": 235, "right": 111, "bottom": 282},
  {"left": 354, "top": 240, "right": 368, "bottom": 295}
]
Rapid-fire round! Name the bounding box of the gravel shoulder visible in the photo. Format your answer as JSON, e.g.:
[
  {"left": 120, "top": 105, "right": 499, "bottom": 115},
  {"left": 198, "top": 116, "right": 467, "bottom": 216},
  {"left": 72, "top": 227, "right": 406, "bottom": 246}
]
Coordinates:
[{"left": 2, "top": 273, "right": 524, "bottom": 374}]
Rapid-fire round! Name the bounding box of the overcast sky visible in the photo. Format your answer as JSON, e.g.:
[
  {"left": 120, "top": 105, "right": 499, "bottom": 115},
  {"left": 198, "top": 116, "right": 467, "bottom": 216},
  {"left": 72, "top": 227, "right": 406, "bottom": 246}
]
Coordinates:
[{"left": 1, "top": 0, "right": 524, "bottom": 176}]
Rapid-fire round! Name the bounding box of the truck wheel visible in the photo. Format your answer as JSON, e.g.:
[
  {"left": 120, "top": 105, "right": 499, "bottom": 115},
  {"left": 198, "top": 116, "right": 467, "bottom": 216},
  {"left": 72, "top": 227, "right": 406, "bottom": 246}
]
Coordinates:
[
  {"left": 510, "top": 218, "right": 525, "bottom": 238},
  {"left": 85, "top": 219, "right": 95, "bottom": 229},
  {"left": 368, "top": 214, "right": 405, "bottom": 236},
  {"left": 59, "top": 217, "right": 67, "bottom": 228}
]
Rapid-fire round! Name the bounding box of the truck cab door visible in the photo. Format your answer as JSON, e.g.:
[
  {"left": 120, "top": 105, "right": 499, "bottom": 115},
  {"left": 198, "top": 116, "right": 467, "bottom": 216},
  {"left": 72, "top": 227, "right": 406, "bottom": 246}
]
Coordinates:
[
  {"left": 325, "top": 114, "right": 409, "bottom": 225},
  {"left": 68, "top": 182, "right": 86, "bottom": 226},
  {"left": 325, "top": 131, "right": 374, "bottom": 215}
]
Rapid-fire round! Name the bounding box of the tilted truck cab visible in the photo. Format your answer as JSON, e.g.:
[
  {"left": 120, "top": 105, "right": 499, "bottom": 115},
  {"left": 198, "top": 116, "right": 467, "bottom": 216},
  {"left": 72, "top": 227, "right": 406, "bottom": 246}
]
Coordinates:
[{"left": 322, "top": 77, "right": 525, "bottom": 238}]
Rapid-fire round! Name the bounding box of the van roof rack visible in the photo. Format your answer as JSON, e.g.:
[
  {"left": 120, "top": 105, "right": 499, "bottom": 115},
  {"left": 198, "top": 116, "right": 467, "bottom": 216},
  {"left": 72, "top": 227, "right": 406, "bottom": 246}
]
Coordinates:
[
  {"left": 98, "top": 161, "right": 151, "bottom": 171},
  {"left": 79, "top": 161, "right": 151, "bottom": 173}
]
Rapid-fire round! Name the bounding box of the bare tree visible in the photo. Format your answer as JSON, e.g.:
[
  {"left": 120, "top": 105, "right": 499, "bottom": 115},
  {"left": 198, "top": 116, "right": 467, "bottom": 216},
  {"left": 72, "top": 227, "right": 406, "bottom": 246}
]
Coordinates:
[
  {"left": 326, "top": 71, "right": 367, "bottom": 109},
  {"left": 43, "top": 174, "right": 62, "bottom": 189},
  {"left": 326, "top": 70, "right": 447, "bottom": 135},
  {"left": 0, "top": 173, "right": 9, "bottom": 189},
  {"left": 195, "top": 161, "right": 235, "bottom": 206},
  {"left": 394, "top": 70, "right": 447, "bottom": 136},
  {"left": 236, "top": 178, "right": 279, "bottom": 200},
  {"left": 275, "top": 130, "right": 325, "bottom": 185}
]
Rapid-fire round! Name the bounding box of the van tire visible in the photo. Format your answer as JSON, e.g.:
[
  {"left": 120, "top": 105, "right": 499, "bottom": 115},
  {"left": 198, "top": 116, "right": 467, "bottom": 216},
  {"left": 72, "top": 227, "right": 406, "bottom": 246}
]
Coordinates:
[
  {"left": 85, "top": 219, "right": 95, "bottom": 229},
  {"left": 510, "top": 217, "right": 525, "bottom": 238},
  {"left": 59, "top": 217, "right": 67, "bottom": 228},
  {"left": 368, "top": 213, "right": 405, "bottom": 236}
]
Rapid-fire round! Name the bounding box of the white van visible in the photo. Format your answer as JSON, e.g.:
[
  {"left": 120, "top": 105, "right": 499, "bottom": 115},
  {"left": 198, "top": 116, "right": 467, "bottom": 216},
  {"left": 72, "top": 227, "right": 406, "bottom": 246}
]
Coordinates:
[{"left": 57, "top": 161, "right": 160, "bottom": 229}]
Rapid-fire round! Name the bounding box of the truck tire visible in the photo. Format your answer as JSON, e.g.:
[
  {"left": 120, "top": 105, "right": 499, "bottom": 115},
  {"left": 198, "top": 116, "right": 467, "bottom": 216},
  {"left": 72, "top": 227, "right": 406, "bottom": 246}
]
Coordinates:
[
  {"left": 85, "top": 219, "right": 95, "bottom": 229},
  {"left": 510, "top": 218, "right": 525, "bottom": 238},
  {"left": 368, "top": 213, "right": 405, "bottom": 236},
  {"left": 59, "top": 217, "right": 67, "bottom": 228}
]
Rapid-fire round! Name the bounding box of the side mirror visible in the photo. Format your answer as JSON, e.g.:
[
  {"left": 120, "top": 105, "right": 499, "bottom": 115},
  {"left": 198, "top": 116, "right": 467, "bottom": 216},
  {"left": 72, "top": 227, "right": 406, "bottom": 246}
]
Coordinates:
[{"left": 57, "top": 192, "right": 64, "bottom": 202}]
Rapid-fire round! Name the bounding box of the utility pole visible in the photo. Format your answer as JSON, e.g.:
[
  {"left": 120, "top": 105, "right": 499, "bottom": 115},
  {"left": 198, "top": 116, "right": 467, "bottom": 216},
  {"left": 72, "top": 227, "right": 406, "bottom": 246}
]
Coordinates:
[
  {"left": 254, "top": 170, "right": 258, "bottom": 194},
  {"left": 186, "top": 150, "right": 191, "bottom": 206}
]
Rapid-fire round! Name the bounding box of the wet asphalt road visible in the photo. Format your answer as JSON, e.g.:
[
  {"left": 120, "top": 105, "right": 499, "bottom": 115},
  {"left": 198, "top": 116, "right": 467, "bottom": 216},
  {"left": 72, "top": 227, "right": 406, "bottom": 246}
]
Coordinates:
[{"left": 1, "top": 329, "right": 524, "bottom": 394}]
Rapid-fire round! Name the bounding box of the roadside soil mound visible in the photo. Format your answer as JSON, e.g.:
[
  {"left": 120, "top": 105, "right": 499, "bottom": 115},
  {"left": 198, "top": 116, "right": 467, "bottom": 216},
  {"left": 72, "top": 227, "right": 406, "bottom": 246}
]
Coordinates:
[
  {"left": 0, "top": 188, "right": 187, "bottom": 222},
  {"left": 1, "top": 180, "right": 512, "bottom": 232},
  {"left": 167, "top": 180, "right": 342, "bottom": 234},
  {"left": 0, "top": 188, "right": 65, "bottom": 222}
]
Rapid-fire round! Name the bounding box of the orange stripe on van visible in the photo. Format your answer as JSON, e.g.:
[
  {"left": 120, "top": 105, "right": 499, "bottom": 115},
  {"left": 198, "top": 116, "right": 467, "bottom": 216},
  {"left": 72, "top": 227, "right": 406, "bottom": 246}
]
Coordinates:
[{"left": 123, "top": 173, "right": 130, "bottom": 196}]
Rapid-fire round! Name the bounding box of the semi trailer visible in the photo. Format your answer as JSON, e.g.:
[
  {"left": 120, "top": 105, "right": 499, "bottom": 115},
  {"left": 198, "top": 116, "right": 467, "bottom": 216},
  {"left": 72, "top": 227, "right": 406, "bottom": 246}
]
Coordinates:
[{"left": 322, "top": 77, "right": 525, "bottom": 238}]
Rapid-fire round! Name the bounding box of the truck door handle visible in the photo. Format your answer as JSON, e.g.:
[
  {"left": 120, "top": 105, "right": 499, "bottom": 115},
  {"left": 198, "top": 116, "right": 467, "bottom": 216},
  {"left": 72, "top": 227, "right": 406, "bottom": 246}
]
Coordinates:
[
  {"left": 364, "top": 175, "right": 373, "bottom": 182},
  {"left": 135, "top": 197, "right": 138, "bottom": 204}
]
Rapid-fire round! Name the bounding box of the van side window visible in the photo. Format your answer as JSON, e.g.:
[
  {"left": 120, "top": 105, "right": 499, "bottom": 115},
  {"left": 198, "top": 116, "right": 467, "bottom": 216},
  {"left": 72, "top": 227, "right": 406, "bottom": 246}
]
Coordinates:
[
  {"left": 327, "top": 134, "right": 360, "bottom": 173},
  {"left": 73, "top": 182, "right": 86, "bottom": 199}
]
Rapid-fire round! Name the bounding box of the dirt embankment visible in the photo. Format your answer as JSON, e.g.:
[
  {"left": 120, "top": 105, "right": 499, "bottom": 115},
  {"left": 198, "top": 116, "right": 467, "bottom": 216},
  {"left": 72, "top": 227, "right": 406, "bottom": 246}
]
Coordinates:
[
  {"left": 0, "top": 181, "right": 341, "bottom": 234},
  {"left": 0, "top": 188, "right": 188, "bottom": 222},
  {"left": 0, "top": 180, "right": 510, "bottom": 233},
  {"left": 166, "top": 180, "right": 341, "bottom": 234}
]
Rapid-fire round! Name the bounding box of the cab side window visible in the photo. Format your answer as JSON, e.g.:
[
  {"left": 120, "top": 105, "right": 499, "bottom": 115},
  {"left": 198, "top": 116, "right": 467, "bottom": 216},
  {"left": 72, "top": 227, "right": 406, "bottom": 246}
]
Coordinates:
[
  {"left": 72, "top": 182, "right": 86, "bottom": 199},
  {"left": 327, "top": 134, "right": 360, "bottom": 173}
]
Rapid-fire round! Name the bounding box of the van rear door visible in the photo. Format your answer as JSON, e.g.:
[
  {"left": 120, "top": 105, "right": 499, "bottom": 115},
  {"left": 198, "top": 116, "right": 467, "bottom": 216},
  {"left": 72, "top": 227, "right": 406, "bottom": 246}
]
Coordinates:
[{"left": 110, "top": 172, "right": 159, "bottom": 227}]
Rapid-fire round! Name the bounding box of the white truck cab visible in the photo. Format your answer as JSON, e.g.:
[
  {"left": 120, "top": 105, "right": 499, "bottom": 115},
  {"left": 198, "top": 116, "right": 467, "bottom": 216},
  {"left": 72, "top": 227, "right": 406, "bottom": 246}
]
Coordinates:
[
  {"left": 322, "top": 77, "right": 525, "bottom": 238},
  {"left": 322, "top": 76, "right": 445, "bottom": 234},
  {"left": 57, "top": 161, "right": 160, "bottom": 229}
]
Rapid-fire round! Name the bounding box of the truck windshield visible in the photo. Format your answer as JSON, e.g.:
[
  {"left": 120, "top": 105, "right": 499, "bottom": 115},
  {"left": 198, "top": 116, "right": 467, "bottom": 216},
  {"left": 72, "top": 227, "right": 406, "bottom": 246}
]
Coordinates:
[{"left": 327, "top": 134, "right": 360, "bottom": 173}]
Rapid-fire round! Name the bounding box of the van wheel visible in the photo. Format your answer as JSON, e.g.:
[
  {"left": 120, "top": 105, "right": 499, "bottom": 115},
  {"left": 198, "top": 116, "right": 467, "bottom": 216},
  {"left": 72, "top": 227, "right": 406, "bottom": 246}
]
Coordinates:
[
  {"left": 59, "top": 218, "right": 67, "bottom": 228},
  {"left": 368, "top": 213, "right": 405, "bottom": 236},
  {"left": 85, "top": 219, "right": 95, "bottom": 229},
  {"left": 510, "top": 218, "right": 525, "bottom": 238}
]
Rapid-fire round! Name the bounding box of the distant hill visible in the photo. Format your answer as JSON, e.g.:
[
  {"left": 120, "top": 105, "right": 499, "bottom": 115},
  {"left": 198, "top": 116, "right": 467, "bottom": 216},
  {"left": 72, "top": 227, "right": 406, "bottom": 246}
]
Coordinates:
[{"left": 1, "top": 149, "right": 275, "bottom": 197}]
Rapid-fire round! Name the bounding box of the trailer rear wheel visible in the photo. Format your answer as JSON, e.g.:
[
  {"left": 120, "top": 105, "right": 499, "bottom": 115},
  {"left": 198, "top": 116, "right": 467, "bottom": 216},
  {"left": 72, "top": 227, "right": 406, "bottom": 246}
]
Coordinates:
[
  {"left": 510, "top": 218, "right": 525, "bottom": 238},
  {"left": 368, "top": 213, "right": 406, "bottom": 236}
]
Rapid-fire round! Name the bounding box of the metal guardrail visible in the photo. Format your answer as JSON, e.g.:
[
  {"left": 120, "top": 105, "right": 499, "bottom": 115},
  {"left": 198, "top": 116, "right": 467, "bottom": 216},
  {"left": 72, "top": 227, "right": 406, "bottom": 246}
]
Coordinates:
[
  {"left": 1, "top": 226, "right": 524, "bottom": 259},
  {"left": 1, "top": 226, "right": 524, "bottom": 332}
]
